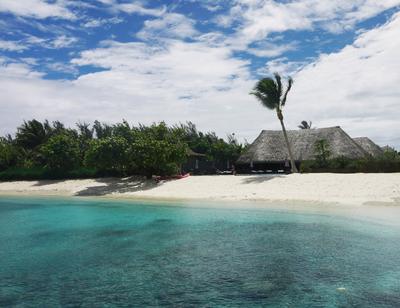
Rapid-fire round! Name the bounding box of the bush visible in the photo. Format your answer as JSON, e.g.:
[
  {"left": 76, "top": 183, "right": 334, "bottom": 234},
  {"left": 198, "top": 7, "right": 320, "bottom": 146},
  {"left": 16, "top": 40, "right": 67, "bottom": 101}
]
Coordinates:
[
  {"left": 41, "top": 134, "right": 80, "bottom": 171},
  {"left": 0, "top": 140, "right": 20, "bottom": 171},
  {"left": 130, "top": 136, "right": 187, "bottom": 178},
  {"left": 84, "top": 137, "right": 130, "bottom": 173},
  {"left": 300, "top": 155, "right": 400, "bottom": 173},
  {"left": 0, "top": 167, "right": 100, "bottom": 181},
  {"left": 0, "top": 167, "right": 47, "bottom": 181}
]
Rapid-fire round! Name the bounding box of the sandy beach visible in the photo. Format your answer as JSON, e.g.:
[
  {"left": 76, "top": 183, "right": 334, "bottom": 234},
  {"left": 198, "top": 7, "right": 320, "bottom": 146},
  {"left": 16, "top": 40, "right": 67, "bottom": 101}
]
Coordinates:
[{"left": 0, "top": 173, "right": 399, "bottom": 206}]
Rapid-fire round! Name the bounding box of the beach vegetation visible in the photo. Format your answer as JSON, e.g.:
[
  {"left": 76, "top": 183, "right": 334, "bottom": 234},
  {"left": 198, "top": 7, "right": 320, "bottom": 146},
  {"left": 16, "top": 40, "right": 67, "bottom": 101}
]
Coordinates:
[
  {"left": 41, "top": 134, "right": 80, "bottom": 171},
  {"left": 0, "top": 138, "right": 20, "bottom": 171},
  {"left": 299, "top": 138, "right": 400, "bottom": 172},
  {"left": 85, "top": 137, "right": 130, "bottom": 173},
  {"left": 314, "top": 139, "right": 331, "bottom": 167},
  {"left": 300, "top": 155, "right": 400, "bottom": 173},
  {"left": 0, "top": 119, "right": 244, "bottom": 181}
]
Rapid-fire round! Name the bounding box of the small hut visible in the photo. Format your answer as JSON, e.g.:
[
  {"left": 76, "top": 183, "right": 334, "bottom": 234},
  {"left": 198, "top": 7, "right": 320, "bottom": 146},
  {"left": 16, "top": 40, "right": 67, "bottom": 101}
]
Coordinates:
[
  {"left": 353, "top": 137, "right": 384, "bottom": 157},
  {"left": 182, "top": 149, "right": 210, "bottom": 174},
  {"left": 236, "top": 126, "right": 368, "bottom": 172}
]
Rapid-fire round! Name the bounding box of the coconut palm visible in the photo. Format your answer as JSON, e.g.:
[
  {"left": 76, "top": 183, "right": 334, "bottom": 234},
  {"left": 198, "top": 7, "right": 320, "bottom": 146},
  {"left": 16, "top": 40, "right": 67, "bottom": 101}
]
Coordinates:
[
  {"left": 250, "top": 73, "right": 298, "bottom": 172},
  {"left": 15, "top": 119, "right": 49, "bottom": 150},
  {"left": 298, "top": 120, "right": 312, "bottom": 129}
]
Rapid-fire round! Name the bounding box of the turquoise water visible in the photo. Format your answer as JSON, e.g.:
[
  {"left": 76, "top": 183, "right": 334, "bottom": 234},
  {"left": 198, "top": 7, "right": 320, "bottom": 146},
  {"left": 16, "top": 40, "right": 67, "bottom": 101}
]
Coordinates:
[{"left": 0, "top": 197, "right": 400, "bottom": 307}]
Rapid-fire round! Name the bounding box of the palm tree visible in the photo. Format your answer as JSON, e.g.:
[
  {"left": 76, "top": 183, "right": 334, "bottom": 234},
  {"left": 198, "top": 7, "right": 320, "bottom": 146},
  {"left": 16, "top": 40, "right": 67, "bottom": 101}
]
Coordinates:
[
  {"left": 250, "top": 73, "right": 298, "bottom": 173},
  {"left": 298, "top": 120, "right": 312, "bottom": 129},
  {"left": 15, "top": 119, "right": 49, "bottom": 150}
]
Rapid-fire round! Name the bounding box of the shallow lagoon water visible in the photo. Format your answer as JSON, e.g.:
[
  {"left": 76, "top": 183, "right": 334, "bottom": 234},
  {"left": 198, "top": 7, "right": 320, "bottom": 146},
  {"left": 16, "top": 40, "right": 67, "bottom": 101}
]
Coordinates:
[{"left": 0, "top": 196, "right": 400, "bottom": 307}]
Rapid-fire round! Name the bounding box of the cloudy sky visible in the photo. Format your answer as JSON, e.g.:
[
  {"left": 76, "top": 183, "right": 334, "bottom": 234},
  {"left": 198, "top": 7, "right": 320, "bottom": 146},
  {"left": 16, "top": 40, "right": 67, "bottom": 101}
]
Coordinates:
[{"left": 0, "top": 0, "right": 399, "bottom": 148}]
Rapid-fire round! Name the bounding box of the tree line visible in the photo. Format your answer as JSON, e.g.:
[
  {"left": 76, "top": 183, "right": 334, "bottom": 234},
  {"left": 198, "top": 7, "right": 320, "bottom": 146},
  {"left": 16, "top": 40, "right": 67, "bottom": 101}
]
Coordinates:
[{"left": 0, "top": 120, "right": 244, "bottom": 180}]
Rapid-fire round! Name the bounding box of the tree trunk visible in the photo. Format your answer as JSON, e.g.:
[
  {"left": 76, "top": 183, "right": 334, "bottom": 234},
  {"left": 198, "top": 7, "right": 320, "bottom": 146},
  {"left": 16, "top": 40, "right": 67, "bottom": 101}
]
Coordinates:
[{"left": 277, "top": 110, "right": 298, "bottom": 173}]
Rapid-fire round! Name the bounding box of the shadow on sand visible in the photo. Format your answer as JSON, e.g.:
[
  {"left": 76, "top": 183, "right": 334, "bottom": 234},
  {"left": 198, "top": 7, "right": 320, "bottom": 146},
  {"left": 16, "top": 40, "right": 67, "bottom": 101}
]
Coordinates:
[
  {"left": 33, "top": 180, "right": 67, "bottom": 186},
  {"left": 240, "top": 174, "right": 283, "bottom": 184},
  {"left": 74, "top": 177, "right": 161, "bottom": 197}
]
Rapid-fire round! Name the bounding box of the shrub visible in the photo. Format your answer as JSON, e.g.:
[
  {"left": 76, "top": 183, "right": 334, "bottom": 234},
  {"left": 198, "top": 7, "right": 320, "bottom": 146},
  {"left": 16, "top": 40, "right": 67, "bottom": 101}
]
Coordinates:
[
  {"left": 0, "top": 140, "right": 20, "bottom": 171},
  {"left": 130, "top": 136, "right": 187, "bottom": 178},
  {"left": 314, "top": 139, "right": 331, "bottom": 167},
  {"left": 84, "top": 137, "right": 129, "bottom": 173},
  {"left": 0, "top": 167, "right": 100, "bottom": 181},
  {"left": 40, "top": 134, "right": 81, "bottom": 171},
  {"left": 300, "top": 155, "right": 400, "bottom": 173}
]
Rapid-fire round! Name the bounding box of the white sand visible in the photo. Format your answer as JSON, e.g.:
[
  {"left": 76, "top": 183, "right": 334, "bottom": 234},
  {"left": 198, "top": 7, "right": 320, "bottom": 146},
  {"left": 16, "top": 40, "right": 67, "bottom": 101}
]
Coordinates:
[{"left": 0, "top": 173, "right": 399, "bottom": 206}]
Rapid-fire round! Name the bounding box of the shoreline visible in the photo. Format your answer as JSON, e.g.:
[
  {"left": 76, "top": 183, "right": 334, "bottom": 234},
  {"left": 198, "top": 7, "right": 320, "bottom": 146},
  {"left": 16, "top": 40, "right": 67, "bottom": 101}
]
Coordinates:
[
  {"left": 0, "top": 173, "right": 399, "bottom": 207},
  {"left": 2, "top": 189, "right": 400, "bottom": 228}
]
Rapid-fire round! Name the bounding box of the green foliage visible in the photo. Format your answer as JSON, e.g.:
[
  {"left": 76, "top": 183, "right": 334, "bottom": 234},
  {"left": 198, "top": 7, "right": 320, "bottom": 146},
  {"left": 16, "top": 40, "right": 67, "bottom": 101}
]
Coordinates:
[
  {"left": 0, "top": 139, "right": 20, "bottom": 171},
  {"left": 93, "top": 120, "right": 113, "bottom": 139},
  {"left": 84, "top": 137, "right": 130, "bottom": 173},
  {"left": 172, "top": 122, "right": 243, "bottom": 165},
  {"left": 314, "top": 139, "right": 331, "bottom": 167},
  {"left": 0, "top": 119, "right": 245, "bottom": 180},
  {"left": 300, "top": 155, "right": 400, "bottom": 173},
  {"left": 250, "top": 73, "right": 293, "bottom": 110},
  {"left": 0, "top": 167, "right": 47, "bottom": 181},
  {"left": 0, "top": 167, "right": 99, "bottom": 181},
  {"left": 130, "top": 131, "right": 188, "bottom": 178},
  {"left": 40, "top": 134, "right": 80, "bottom": 170},
  {"left": 15, "top": 119, "right": 49, "bottom": 150}
]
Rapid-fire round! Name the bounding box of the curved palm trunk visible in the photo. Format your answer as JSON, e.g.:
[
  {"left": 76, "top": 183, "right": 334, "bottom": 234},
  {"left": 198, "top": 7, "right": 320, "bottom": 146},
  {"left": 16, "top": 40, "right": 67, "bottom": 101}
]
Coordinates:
[{"left": 277, "top": 111, "right": 298, "bottom": 173}]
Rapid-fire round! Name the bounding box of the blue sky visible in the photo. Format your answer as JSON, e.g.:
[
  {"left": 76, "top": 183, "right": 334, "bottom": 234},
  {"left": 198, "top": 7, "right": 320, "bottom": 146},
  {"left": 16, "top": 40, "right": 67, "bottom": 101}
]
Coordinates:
[{"left": 0, "top": 0, "right": 399, "bottom": 148}]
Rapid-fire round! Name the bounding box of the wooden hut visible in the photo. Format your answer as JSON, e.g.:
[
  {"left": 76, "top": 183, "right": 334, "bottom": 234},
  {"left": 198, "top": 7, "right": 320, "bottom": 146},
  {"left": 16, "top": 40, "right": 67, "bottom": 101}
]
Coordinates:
[
  {"left": 182, "top": 149, "right": 210, "bottom": 174},
  {"left": 236, "top": 126, "right": 368, "bottom": 173}
]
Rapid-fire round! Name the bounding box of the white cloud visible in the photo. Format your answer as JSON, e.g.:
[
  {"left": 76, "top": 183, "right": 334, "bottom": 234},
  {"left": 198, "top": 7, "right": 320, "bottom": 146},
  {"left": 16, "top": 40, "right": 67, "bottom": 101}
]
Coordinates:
[
  {"left": 137, "top": 13, "right": 198, "bottom": 40},
  {"left": 83, "top": 17, "right": 123, "bottom": 28},
  {"left": 22, "top": 34, "right": 78, "bottom": 49},
  {"left": 0, "top": 58, "right": 44, "bottom": 78},
  {"left": 219, "top": 0, "right": 400, "bottom": 49},
  {"left": 0, "top": 0, "right": 76, "bottom": 19},
  {"left": 0, "top": 40, "right": 28, "bottom": 52},
  {"left": 97, "top": 0, "right": 166, "bottom": 17},
  {"left": 51, "top": 35, "right": 78, "bottom": 48},
  {"left": 247, "top": 41, "right": 298, "bottom": 58},
  {"left": 258, "top": 57, "right": 309, "bottom": 76},
  {"left": 285, "top": 11, "right": 400, "bottom": 147}
]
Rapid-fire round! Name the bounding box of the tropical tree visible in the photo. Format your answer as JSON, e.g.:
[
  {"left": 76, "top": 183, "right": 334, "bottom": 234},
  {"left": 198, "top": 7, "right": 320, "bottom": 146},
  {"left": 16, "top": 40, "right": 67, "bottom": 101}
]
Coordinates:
[
  {"left": 15, "top": 119, "right": 49, "bottom": 150},
  {"left": 129, "top": 135, "right": 187, "bottom": 178},
  {"left": 84, "top": 137, "right": 130, "bottom": 174},
  {"left": 298, "top": 120, "right": 312, "bottom": 130},
  {"left": 93, "top": 120, "right": 113, "bottom": 139},
  {"left": 0, "top": 138, "right": 19, "bottom": 171},
  {"left": 40, "top": 134, "right": 80, "bottom": 170},
  {"left": 250, "top": 73, "right": 298, "bottom": 172}
]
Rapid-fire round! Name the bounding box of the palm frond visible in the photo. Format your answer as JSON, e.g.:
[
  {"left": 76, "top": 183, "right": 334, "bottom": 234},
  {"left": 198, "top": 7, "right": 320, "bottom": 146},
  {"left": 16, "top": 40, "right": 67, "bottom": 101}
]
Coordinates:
[
  {"left": 274, "top": 73, "right": 282, "bottom": 98},
  {"left": 281, "top": 76, "right": 293, "bottom": 107},
  {"left": 250, "top": 78, "right": 280, "bottom": 110}
]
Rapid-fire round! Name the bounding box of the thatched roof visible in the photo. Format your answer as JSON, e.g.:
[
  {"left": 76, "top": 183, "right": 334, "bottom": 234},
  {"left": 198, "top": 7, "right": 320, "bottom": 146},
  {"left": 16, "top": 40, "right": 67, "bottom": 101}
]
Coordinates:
[
  {"left": 237, "top": 126, "right": 368, "bottom": 164},
  {"left": 353, "top": 137, "right": 383, "bottom": 157}
]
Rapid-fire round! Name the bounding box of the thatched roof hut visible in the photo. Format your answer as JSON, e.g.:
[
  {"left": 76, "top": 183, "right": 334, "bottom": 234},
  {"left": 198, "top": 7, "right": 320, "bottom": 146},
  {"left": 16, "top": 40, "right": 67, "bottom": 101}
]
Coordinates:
[
  {"left": 353, "top": 137, "right": 383, "bottom": 157},
  {"left": 237, "top": 126, "right": 367, "bottom": 164}
]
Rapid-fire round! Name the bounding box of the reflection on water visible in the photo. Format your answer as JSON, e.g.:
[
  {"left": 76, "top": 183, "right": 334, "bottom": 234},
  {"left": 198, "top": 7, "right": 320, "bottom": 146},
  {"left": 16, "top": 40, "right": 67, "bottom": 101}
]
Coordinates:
[{"left": 0, "top": 197, "right": 399, "bottom": 307}]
